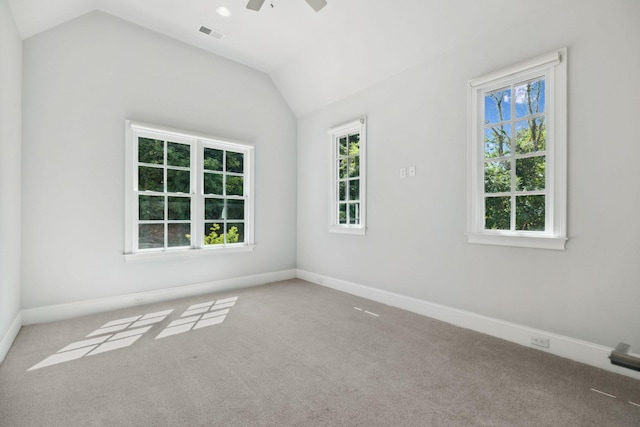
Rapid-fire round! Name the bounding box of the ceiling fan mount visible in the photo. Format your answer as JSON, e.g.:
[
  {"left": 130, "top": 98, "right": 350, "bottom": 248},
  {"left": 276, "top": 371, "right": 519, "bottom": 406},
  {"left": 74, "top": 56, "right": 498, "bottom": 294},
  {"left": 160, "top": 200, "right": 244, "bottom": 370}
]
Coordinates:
[{"left": 246, "top": 0, "right": 327, "bottom": 13}]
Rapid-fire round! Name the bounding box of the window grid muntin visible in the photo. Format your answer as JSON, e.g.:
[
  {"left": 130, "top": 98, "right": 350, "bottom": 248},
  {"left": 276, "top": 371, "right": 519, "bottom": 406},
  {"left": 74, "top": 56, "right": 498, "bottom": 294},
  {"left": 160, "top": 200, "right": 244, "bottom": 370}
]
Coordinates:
[
  {"left": 328, "top": 117, "right": 366, "bottom": 235},
  {"left": 136, "top": 138, "right": 193, "bottom": 250},
  {"left": 202, "top": 146, "right": 246, "bottom": 246},
  {"left": 335, "top": 132, "right": 361, "bottom": 225},
  {"left": 127, "top": 122, "right": 254, "bottom": 256},
  {"left": 467, "top": 49, "right": 566, "bottom": 249},
  {"left": 482, "top": 76, "right": 548, "bottom": 232}
]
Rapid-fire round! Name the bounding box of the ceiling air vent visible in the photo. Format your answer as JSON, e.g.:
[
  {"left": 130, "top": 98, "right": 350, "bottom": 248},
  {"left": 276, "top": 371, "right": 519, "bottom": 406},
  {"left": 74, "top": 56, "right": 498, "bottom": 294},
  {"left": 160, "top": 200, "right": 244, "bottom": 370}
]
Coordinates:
[{"left": 198, "top": 25, "right": 224, "bottom": 40}]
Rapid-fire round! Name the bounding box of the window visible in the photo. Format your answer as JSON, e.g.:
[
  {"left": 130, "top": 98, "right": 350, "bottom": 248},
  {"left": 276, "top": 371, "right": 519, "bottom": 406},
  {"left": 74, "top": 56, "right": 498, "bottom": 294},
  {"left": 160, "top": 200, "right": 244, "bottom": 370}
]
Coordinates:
[
  {"left": 467, "top": 49, "right": 567, "bottom": 250},
  {"left": 328, "top": 117, "right": 367, "bottom": 235},
  {"left": 125, "top": 121, "right": 254, "bottom": 260}
]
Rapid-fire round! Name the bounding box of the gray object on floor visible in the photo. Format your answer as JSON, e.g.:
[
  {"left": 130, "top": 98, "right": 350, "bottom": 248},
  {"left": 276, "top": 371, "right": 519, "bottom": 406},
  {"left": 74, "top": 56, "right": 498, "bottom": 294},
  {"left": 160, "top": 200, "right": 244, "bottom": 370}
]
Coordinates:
[
  {"left": 1, "top": 279, "right": 639, "bottom": 426},
  {"left": 610, "top": 343, "right": 640, "bottom": 372}
]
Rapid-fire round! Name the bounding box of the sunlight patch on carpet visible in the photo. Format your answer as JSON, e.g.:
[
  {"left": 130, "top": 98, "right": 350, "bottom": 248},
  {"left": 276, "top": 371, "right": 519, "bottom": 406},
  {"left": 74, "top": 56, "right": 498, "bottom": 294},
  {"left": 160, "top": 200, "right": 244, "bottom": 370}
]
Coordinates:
[
  {"left": 27, "top": 297, "right": 238, "bottom": 371},
  {"left": 27, "top": 310, "right": 174, "bottom": 371},
  {"left": 155, "top": 297, "right": 237, "bottom": 339}
]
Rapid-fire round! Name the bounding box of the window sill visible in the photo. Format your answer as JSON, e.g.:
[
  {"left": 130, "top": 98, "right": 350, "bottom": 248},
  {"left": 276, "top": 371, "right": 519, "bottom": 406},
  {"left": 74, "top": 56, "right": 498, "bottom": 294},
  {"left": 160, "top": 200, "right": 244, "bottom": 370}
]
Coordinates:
[
  {"left": 467, "top": 232, "right": 567, "bottom": 250},
  {"left": 124, "top": 245, "right": 255, "bottom": 262},
  {"left": 329, "top": 225, "right": 366, "bottom": 236}
]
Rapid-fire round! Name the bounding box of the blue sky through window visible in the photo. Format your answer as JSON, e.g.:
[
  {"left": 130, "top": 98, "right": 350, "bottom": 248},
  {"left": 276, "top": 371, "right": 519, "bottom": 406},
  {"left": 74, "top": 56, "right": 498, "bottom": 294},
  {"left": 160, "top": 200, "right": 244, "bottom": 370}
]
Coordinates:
[{"left": 484, "top": 79, "right": 545, "bottom": 125}]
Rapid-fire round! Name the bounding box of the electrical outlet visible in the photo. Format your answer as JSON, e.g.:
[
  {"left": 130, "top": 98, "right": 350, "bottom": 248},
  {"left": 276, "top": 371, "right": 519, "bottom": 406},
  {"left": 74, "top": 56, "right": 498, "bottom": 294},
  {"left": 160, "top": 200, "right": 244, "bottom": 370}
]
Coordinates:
[
  {"left": 531, "top": 336, "right": 550, "bottom": 348},
  {"left": 133, "top": 296, "right": 146, "bottom": 305},
  {"left": 400, "top": 168, "right": 407, "bottom": 179}
]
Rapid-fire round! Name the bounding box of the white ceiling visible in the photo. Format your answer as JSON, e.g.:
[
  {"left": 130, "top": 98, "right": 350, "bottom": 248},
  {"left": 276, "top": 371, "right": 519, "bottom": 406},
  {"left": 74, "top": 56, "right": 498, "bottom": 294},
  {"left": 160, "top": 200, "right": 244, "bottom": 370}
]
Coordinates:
[{"left": 7, "top": 0, "right": 548, "bottom": 117}]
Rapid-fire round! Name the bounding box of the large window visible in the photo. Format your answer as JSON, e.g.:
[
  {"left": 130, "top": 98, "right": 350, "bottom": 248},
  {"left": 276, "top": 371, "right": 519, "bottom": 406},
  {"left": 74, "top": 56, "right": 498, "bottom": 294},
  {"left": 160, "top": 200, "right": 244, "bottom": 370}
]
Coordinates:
[
  {"left": 125, "top": 121, "right": 254, "bottom": 260},
  {"left": 328, "top": 117, "right": 367, "bottom": 235},
  {"left": 467, "top": 49, "right": 567, "bottom": 250}
]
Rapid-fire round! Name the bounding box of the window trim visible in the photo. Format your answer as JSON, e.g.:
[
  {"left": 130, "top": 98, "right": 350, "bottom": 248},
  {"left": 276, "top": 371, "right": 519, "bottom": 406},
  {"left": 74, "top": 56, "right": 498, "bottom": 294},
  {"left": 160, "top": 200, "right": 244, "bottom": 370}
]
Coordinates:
[
  {"left": 328, "top": 117, "right": 367, "bottom": 235},
  {"left": 467, "top": 49, "right": 567, "bottom": 250},
  {"left": 124, "top": 121, "right": 255, "bottom": 261}
]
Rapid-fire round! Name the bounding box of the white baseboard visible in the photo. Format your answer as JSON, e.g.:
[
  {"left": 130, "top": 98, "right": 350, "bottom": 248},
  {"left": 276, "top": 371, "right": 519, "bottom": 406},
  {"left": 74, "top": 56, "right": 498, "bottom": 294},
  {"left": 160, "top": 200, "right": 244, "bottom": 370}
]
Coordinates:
[
  {"left": 0, "top": 311, "right": 22, "bottom": 364},
  {"left": 22, "top": 269, "right": 297, "bottom": 326},
  {"left": 296, "top": 269, "right": 640, "bottom": 380}
]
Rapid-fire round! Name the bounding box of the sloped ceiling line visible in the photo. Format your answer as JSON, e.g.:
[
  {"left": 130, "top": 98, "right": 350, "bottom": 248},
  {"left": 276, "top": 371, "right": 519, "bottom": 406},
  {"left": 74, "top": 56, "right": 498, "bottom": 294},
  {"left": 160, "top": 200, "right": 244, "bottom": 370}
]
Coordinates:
[{"left": 7, "top": 0, "right": 553, "bottom": 117}]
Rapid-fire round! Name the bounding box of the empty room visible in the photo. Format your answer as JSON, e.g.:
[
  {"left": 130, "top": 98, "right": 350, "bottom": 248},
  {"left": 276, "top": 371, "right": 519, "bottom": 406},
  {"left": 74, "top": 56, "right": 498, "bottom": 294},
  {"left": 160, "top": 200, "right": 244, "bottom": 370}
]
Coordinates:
[{"left": 1, "top": 0, "right": 639, "bottom": 425}]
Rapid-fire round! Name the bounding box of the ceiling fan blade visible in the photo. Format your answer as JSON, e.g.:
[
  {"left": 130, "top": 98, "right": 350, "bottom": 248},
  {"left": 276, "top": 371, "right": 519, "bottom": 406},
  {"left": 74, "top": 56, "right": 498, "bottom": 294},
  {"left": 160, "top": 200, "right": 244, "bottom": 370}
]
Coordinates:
[
  {"left": 246, "top": 0, "right": 265, "bottom": 11},
  {"left": 305, "top": 0, "right": 327, "bottom": 12}
]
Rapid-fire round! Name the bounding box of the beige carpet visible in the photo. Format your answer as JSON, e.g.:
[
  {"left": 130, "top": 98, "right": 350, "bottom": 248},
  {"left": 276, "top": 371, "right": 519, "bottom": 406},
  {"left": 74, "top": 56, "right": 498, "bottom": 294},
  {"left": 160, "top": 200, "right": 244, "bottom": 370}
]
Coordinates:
[{"left": 1, "top": 279, "right": 639, "bottom": 426}]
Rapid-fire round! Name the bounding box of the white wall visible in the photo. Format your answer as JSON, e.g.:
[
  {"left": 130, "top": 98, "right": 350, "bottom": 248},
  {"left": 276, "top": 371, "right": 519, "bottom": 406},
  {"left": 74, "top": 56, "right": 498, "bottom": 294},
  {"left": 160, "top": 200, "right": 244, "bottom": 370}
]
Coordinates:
[
  {"left": 0, "top": 0, "right": 23, "bottom": 360},
  {"left": 21, "top": 12, "right": 297, "bottom": 309},
  {"left": 297, "top": 1, "right": 640, "bottom": 351}
]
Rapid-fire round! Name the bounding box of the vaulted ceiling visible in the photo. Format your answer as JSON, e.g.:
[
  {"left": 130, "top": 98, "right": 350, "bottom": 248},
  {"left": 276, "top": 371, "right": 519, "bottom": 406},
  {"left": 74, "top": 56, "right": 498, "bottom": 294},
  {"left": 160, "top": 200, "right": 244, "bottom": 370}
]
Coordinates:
[{"left": 7, "top": 0, "right": 550, "bottom": 117}]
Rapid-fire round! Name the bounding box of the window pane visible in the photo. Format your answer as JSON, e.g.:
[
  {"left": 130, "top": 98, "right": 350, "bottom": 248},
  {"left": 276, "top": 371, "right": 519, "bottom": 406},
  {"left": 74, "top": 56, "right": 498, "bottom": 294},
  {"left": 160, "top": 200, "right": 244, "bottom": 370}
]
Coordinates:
[
  {"left": 485, "top": 196, "right": 510, "bottom": 230},
  {"left": 338, "top": 159, "right": 348, "bottom": 179},
  {"left": 227, "top": 199, "right": 244, "bottom": 220},
  {"left": 226, "top": 152, "right": 244, "bottom": 173},
  {"left": 338, "top": 204, "right": 347, "bottom": 224},
  {"left": 484, "top": 89, "right": 511, "bottom": 124},
  {"left": 227, "top": 223, "right": 244, "bottom": 243},
  {"left": 516, "top": 118, "right": 546, "bottom": 153},
  {"left": 139, "top": 224, "right": 164, "bottom": 249},
  {"left": 139, "top": 195, "right": 164, "bottom": 220},
  {"left": 349, "top": 179, "right": 360, "bottom": 201},
  {"left": 204, "top": 148, "right": 223, "bottom": 171},
  {"left": 167, "top": 169, "right": 190, "bottom": 193},
  {"left": 338, "top": 136, "right": 348, "bottom": 156},
  {"left": 515, "top": 79, "right": 545, "bottom": 118},
  {"left": 484, "top": 124, "right": 511, "bottom": 158},
  {"left": 167, "top": 142, "right": 190, "bottom": 167},
  {"left": 168, "top": 223, "right": 190, "bottom": 247},
  {"left": 349, "top": 203, "right": 360, "bottom": 224},
  {"left": 205, "top": 198, "right": 224, "bottom": 220},
  {"left": 516, "top": 156, "right": 545, "bottom": 191},
  {"left": 349, "top": 156, "right": 360, "bottom": 178},
  {"left": 138, "top": 138, "right": 163, "bottom": 164},
  {"left": 348, "top": 133, "right": 360, "bottom": 155},
  {"left": 484, "top": 161, "right": 511, "bottom": 193},
  {"left": 168, "top": 196, "right": 190, "bottom": 220},
  {"left": 204, "top": 222, "right": 224, "bottom": 245},
  {"left": 138, "top": 166, "right": 163, "bottom": 192},
  {"left": 226, "top": 176, "right": 243, "bottom": 196},
  {"left": 338, "top": 181, "right": 346, "bottom": 201},
  {"left": 204, "top": 172, "right": 223, "bottom": 195},
  {"left": 516, "top": 195, "right": 545, "bottom": 231}
]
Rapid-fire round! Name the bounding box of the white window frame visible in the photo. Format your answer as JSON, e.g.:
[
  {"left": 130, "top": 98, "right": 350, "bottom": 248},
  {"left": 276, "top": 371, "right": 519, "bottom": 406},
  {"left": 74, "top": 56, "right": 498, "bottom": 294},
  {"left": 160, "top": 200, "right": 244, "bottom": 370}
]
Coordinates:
[
  {"left": 124, "top": 121, "right": 255, "bottom": 261},
  {"left": 467, "top": 48, "right": 567, "bottom": 250},
  {"left": 328, "top": 117, "right": 367, "bottom": 235}
]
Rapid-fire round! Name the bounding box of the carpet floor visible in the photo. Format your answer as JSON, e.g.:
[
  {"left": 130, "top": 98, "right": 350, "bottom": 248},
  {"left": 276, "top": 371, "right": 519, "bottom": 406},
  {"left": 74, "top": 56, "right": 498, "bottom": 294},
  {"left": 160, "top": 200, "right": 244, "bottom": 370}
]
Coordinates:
[{"left": 1, "top": 279, "right": 639, "bottom": 426}]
